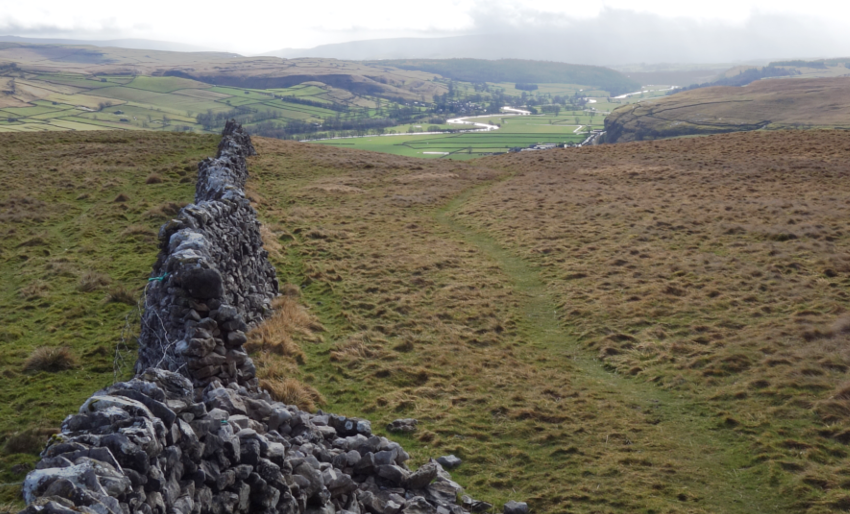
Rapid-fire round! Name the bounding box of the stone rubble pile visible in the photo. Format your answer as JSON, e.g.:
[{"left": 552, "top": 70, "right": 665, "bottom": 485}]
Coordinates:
[
  {"left": 21, "top": 368, "right": 472, "bottom": 514},
  {"left": 19, "top": 122, "right": 526, "bottom": 514}
]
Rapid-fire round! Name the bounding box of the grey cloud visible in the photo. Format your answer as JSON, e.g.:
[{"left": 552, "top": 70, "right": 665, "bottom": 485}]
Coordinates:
[{"left": 462, "top": 7, "right": 850, "bottom": 64}]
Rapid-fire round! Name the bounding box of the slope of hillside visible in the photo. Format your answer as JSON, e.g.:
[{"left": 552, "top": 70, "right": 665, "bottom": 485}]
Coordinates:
[
  {"left": 0, "top": 44, "right": 446, "bottom": 101},
  {"left": 604, "top": 77, "right": 850, "bottom": 143},
  {"left": 0, "top": 132, "right": 217, "bottom": 503},
  {"left": 7, "top": 129, "right": 850, "bottom": 513},
  {"left": 369, "top": 59, "right": 640, "bottom": 97}
]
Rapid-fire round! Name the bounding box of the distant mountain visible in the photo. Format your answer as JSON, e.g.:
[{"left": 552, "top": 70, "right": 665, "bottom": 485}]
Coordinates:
[
  {"left": 263, "top": 29, "right": 825, "bottom": 67},
  {"left": 268, "top": 36, "right": 493, "bottom": 61},
  {"left": 0, "top": 35, "right": 218, "bottom": 53}
]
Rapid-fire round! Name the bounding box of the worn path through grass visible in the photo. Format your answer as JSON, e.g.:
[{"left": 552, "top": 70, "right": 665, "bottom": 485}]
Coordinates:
[{"left": 435, "top": 182, "right": 783, "bottom": 513}]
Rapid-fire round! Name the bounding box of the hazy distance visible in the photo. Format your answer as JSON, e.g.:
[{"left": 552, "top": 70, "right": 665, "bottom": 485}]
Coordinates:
[{"left": 1, "top": 0, "right": 849, "bottom": 65}]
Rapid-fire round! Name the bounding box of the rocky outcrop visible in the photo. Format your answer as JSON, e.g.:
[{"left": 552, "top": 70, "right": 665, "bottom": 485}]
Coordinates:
[{"left": 21, "top": 122, "right": 495, "bottom": 514}]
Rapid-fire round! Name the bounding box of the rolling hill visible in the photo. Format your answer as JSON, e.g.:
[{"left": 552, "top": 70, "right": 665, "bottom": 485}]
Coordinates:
[
  {"left": 365, "top": 59, "right": 640, "bottom": 97},
  {"left": 604, "top": 77, "right": 850, "bottom": 143}
]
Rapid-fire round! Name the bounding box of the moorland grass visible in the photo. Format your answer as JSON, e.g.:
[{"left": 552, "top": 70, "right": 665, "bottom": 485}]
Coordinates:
[
  {"left": 0, "top": 131, "right": 218, "bottom": 504},
  {"left": 6, "top": 128, "right": 850, "bottom": 513},
  {"left": 245, "top": 136, "right": 809, "bottom": 513},
  {"left": 460, "top": 130, "right": 850, "bottom": 512}
]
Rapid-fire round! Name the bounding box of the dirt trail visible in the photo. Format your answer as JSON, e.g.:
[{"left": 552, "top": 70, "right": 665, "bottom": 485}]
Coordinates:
[{"left": 434, "top": 181, "right": 784, "bottom": 514}]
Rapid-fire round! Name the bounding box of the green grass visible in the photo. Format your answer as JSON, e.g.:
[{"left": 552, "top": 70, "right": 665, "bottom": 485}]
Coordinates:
[
  {"left": 3, "top": 71, "right": 607, "bottom": 156},
  {"left": 0, "top": 132, "right": 218, "bottom": 504},
  {"left": 124, "top": 76, "right": 210, "bottom": 93},
  {"left": 310, "top": 113, "right": 600, "bottom": 158},
  {"left": 208, "top": 86, "right": 275, "bottom": 100}
]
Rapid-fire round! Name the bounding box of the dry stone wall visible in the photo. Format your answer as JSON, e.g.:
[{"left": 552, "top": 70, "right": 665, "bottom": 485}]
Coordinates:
[
  {"left": 20, "top": 122, "right": 507, "bottom": 514},
  {"left": 135, "top": 121, "right": 278, "bottom": 388}
]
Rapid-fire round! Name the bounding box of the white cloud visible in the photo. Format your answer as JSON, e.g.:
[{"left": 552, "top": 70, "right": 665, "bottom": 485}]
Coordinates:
[{"left": 0, "top": 0, "right": 848, "bottom": 58}]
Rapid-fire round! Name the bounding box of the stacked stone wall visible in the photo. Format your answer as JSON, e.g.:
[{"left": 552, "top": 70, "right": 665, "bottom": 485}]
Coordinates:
[
  {"left": 135, "top": 121, "right": 278, "bottom": 388},
  {"left": 20, "top": 122, "right": 504, "bottom": 514}
]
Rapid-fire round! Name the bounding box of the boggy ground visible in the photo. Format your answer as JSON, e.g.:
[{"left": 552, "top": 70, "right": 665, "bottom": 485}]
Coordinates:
[{"left": 246, "top": 130, "right": 850, "bottom": 513}]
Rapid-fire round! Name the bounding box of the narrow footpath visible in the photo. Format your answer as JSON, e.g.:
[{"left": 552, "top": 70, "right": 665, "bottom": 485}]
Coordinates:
[{"left": 433, "top": 181, "right": 784, "bottom": 514}]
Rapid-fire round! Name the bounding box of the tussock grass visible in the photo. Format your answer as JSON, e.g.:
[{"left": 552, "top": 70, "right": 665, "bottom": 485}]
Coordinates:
[
  {"left": 18, "top": 280, "right": 49, "bottom": 300},
  {"left": 1, "top": 426, "right": 56, "bottom": 455},
  {"left": 246, "top": 287, "right": 328, "bottom": 411},
  {"left": 78, "top": 270, "right": 111, "bottom": 292},
  {"left": 260, "top": 378, "right": 325, "bottom": 412},
  {"left": 246, "top": 132, "right": 850, "bottom": 514},
  {"left": 23, "top": 347, "right": 77, "bottom": 373},
  {"left": 106, "top": 286, "right": 139, "bottom": 306}
]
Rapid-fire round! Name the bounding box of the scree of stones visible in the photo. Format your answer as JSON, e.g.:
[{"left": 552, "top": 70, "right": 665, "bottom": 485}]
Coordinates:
[{"left": 19, "top": 121, "right": 528, "bottom": 514}]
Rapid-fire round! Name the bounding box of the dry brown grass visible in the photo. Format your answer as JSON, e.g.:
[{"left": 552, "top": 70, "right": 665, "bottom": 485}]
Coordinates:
[
  {"left": 259, "top": 225, "right": 284, "bottom": 259},
  {"left": 246, "top": 132, "right": 850, "bottom": 513},
  {"left": 121, "top": 225, "right": 157, "bottom": 242},
  {"left": 246, "top": 285, "right": 329, "bottom": 411},
  {"left": 78, "top": 270, "right": 111, "bottom": 292},
  {"left": 18, "top": 280, "right": 49, "bottom": 300},
  {"left": 607, "top": 77, "right": 850, "bottom": 142},
  {"left": 144, "top": 201, "right": 187, "bottom": 219},
  {"left": 245, "top": 293, "right": 322, "bottom": 360},
  {"left": 22, "top": 347, "right": 77, "bottom": 373},
  {"left": 145, "top": 173, "right": 164, "bottom": 184},
  {"left": 2, "top": 425, "right": 59, "bottom": 456},
  {"left": 105, "top": 286, "right": 139, "bottom": 305},
  {"left": 260, "top": 378, "right": 325, "bottom": 412}
]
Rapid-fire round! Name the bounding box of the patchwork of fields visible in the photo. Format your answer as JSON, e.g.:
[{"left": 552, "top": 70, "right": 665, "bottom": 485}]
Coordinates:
[
  {"left": 1, "top": 65, "right": 628, "bottom": 160},
  {"left": 0, "top": 74, "right": 376, "bottom": 134}
]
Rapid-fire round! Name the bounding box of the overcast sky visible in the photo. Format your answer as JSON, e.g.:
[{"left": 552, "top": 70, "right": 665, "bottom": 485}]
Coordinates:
[{"left": 1, "top": 0, "right": 849, "bottom": 61}]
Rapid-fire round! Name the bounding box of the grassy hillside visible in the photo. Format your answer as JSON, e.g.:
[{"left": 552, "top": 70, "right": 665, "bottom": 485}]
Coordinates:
[
  {"left": 370, "top": 59, "right": 641, "bottom": 97},
  {"left": 7, "top": 128, "right": 850, "bottom": 512},
  {"left": 604, "top": 77, "right": 850, "bottom": 142},
  {"left": 248, "top": 130, "right": 850, "bottom": 513},
  {"left": 0, "top": 131, "right": 218, "bottom": 504},
  {"left": 0, "top": 44, "right": 446, "bottom": 102}
]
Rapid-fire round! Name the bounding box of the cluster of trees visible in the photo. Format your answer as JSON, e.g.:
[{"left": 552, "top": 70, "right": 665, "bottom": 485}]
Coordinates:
[
  {"left": 515, "top": 83, "right": 538, "bottom": 91},
  {"left": 674, "top": 66, "right": 798, "bottom": 93},
  {"left": 196, "top": 107, "right": 282, "bottom": 131}
]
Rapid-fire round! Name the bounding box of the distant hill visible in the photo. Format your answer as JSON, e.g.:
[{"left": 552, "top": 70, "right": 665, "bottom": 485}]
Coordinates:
[
  {"left": 364, "top": 59, "right": 641, "bottom": 97},
  {"left": 0, "top": 35, "right": 217, "bottom": 53},
  {"left": 0, "top": 44, "right": 446, "bottom": 102},
  {"left": 604, "top": 77, "right": 850, "bottom": 143}
]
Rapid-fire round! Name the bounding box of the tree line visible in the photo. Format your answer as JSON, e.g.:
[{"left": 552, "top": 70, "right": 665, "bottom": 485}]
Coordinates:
[{"left": 196, "top": 107, "right": 282, "bottom": 131}]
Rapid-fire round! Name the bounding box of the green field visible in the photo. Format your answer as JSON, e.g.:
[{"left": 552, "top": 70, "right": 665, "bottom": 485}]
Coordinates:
[
  {"left": 1, "top": 66, "right": 624, "bottom": 159},
  {"left": 0, "top": 73, "right": 406, "bottom": 137},
  {"left": 310, "top": 112, "right": 604, "bottom": 159}
]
